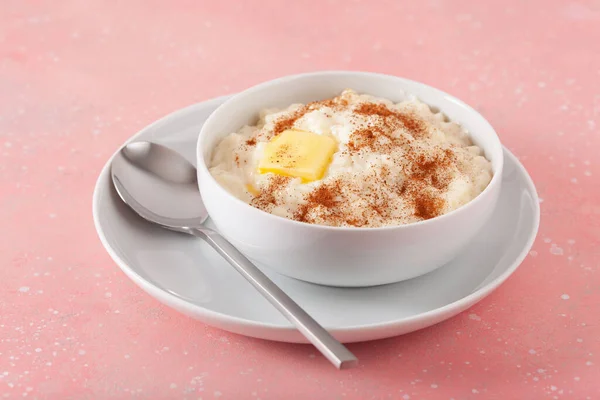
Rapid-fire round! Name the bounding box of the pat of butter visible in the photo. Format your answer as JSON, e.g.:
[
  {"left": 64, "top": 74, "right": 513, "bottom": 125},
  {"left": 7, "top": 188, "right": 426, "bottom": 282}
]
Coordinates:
[{"left": 258, "top": 129, "right": 337, "bottom": 182}]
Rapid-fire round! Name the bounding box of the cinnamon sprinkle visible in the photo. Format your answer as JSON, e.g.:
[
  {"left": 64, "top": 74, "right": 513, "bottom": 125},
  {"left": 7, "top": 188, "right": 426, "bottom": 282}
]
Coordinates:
[
  {"left": 241, "top": 90, "right": 472, "bottom": 226},
  {"left": 291, "top": 145, "right": 456, "bottom": 224},
  {"left": 348, "top": 126, "right": 399, "bottom": 154},
  {"left": 251, "top": 175, "right": 290, "bottom": 210},
  {"left": 294, "top": 181, "right": 341, "bottom": 223},
  {"left": 354, "top": 102, "right": 426, "bottom": 139},
  {"left": 400, "top": 149, "right": 456, "bottom": 220},
  {"left": 414, "top": 194, "right": 445, "bottom": 220},
  {"left": 272, "top": 109, "right": 305, "bottom": 136}
]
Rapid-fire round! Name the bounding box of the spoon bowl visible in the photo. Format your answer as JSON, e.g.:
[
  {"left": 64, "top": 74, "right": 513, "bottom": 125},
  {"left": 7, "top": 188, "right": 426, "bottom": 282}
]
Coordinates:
[{"left": 111, "top": 141, "right": 206, "bottom": 231}]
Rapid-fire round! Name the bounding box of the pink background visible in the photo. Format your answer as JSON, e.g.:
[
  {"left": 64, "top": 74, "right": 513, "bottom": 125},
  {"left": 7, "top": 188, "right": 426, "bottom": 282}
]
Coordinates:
[{"left": 1, "top": 0, "right": 599, "bottom": 398}]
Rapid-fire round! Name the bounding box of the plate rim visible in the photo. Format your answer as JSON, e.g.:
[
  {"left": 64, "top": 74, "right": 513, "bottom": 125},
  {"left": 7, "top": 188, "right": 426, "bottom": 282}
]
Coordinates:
[{"left": 92, "top": 95, "right": 541, "bottom": 335}]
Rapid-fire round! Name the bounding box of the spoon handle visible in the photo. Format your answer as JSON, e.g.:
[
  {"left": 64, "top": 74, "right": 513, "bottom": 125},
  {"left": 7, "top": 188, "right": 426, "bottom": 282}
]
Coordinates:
[{"left": 190, "top": 227, "right": 358, "bottom": 370}]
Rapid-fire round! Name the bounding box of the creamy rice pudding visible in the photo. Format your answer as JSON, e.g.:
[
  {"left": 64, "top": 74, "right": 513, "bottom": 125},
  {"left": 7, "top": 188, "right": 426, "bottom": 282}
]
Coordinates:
[{"left": 208, "top": 89, "right": 493, "bottom": 228}]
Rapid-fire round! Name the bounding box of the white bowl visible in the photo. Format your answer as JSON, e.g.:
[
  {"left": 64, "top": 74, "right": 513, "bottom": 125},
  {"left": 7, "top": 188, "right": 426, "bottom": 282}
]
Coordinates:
[{"left": 196, "top": 71, "right": 504, "bottom": 287}]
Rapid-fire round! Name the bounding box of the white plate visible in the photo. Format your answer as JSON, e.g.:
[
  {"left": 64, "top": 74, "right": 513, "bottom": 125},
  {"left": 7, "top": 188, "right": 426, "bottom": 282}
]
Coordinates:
[{"left": 92, "top": 95, "right": 540, "bottom": 343}]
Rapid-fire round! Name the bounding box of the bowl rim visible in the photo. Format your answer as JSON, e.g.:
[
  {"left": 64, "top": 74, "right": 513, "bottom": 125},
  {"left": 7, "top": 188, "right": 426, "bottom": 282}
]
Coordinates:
[{"left": 197, "top": 70, "right": 504, "bottom": 232}]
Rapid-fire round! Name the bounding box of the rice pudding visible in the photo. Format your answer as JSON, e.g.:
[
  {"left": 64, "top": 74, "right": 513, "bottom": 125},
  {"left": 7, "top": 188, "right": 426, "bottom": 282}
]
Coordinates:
[{"left": 208, "top": 89, "right": 493, "bottom": 228}]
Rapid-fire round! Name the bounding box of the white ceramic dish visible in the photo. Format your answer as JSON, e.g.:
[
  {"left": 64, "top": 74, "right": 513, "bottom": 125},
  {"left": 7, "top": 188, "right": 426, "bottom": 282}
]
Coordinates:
[
  {"left": 92, "top": 94, "right": 540, "bottom": 343},
  {"left": 197, "top": 72, "right": 504, "bottom": 287}
]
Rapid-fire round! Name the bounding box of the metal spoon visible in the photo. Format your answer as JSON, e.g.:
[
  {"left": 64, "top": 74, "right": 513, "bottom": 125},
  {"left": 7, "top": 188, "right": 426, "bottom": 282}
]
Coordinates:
[{"left": 110, "top": 141, "right": 358, "bottom": 369}]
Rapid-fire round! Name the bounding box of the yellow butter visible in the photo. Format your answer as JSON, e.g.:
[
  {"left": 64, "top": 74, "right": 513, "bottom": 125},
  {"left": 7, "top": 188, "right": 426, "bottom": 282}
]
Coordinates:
[{"left": 258, "top": 129, "right": 337, "bottom": 182}]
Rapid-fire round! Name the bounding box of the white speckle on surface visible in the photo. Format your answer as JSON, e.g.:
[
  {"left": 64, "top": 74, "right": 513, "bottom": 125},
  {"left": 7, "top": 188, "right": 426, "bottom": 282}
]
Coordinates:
[
  {"left": 544, "top": 238, "right": 551, "bottom": 243},
  {"left": 308, "top": 354, "right": 315, "bottom": 359},
  {"left": 561, "top": 294, "right": 570, "bottom": 300},
  {"left": 550, "top": 245, "right": 564, "bottom": 255},
  {"left": 4, "top": 142, "right": 12, "bottom": 148},
  {"left": 403, "top": 395, "right": 410, "bottom": 400},
  {"left": 529, "top": 250, "right": 538, "bottom": 257},
  {"left": 78, "top": 349, "right": 86, "bottom": 355},
  {"left": 529, "top": 349, "right": 537, "bottom": 355},
  {"left": 472, "top": 389, "right": 479, "bottom": 394},
  {"left": 35, "top": 348, "right": 41, "bottom": 353},
  {"left": 577, "top": 338, "right": 583, "bottom": 343},
  {"left": 19, "top": 287, "right": 30, "bottom": 293},
  {"left": 574, "top": 377, "right": 580, "bottom": 381},
  {"left": 537, "top": 368, "right": 545, "bottom": 373},
  {"left": 567, "top": 239, "right": 576, "bottom": 245},
  {"left": 584, "top": 170, "right": 592, "bottom": 176},
  {"left": 431, "top": 384, "right": 438, "bottom": 388},
  {"left": 105, "top": 292, "right": 112, "bottom": 298},
  {"left": 170, "top": 383, "right": 177, "bottom": 389},
  {"left": 538, "top": 82, "right": 546, "bottom": 88},
  {"left": 45, "top": 362, "right": 51, "bottom": 366},
  {"left": 533, "top": 377, "right": 539, "bottom": 381},
  {"left": 583, "top": 160, "right": 591, "bottom": 166},
  {"left": 551, "top": 385, "right": 557, "bottom": 391},
  {"left": 214, "top": 391, "right": 222, "bottom": 397},
  {"left": 586, "top": 361, "right": 593, "bottom": 366},
  {"left": 124, "top": 354, "right": 130, "bottom": 359},
  {"left": 468, "top": 313, "right": 481, "bottom": 321},
  {"left": 25, "top": 388, "right": 32, "bottom": 392}
]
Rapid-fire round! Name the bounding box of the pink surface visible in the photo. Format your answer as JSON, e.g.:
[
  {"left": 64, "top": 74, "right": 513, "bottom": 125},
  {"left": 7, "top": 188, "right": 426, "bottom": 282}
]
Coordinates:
[{"left": 1, "top": 0, "right": 599, "bottom": 398}]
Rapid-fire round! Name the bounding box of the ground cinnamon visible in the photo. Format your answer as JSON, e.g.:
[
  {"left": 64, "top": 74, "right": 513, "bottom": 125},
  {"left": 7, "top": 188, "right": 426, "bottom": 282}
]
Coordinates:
[
  {"left": 251, "top": 175, "right": 290, "bottom": 210},
  {"left": 252, "top": 92, "right": 461, "bottom": 226},
  {"left": 354, "top": 102, "right": 426, "bottom": 138}
]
